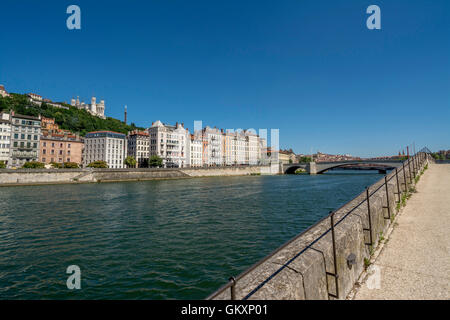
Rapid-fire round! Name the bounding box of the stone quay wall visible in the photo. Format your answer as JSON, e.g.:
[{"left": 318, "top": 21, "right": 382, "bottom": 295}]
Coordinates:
[
  {"left": 0, "top": 166, "right": 268, "bottom": 186},
  {"left": 209, "top": 154, "right": 431, "bottom": 300}
]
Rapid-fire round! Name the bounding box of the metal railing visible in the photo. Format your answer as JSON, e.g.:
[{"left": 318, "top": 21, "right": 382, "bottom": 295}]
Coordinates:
[{"left": 206, "top": 148, "right": 431, "bottom": 300}]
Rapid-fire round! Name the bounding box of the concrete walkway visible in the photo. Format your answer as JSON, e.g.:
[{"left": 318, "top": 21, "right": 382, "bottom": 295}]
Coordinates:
[{"left": 354, "top": 163, "right": 450, "bottom": 300}]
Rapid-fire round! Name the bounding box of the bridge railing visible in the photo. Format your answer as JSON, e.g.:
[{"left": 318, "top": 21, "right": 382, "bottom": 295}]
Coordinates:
[{"left": 206, "top": 150, "right": 432, "bottom": 300}]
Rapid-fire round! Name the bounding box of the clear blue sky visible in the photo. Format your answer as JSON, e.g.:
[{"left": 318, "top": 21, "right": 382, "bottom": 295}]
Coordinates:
[{"left": 0, "top": 0, "right": 449, "bottom": 157}]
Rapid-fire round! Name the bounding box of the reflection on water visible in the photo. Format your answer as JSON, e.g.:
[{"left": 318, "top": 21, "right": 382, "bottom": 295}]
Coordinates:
[{"left": 0, "top": 172, "right": 381, "bottom": 299}]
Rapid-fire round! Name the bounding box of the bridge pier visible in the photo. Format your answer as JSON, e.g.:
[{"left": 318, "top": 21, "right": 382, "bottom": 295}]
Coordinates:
[{"left": 306, "top": 162, "right": 317, "bottom": 175}]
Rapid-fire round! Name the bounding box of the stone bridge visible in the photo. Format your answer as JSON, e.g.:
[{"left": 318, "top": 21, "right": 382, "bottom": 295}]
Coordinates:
[{"left": 283, "top": 160, "right": 404, "bottom": 175}]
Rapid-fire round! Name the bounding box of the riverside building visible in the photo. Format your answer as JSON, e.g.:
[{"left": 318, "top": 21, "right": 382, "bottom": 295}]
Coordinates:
[
  {"left": 202, "top": 126, "right": 223, "bottom": 166},
  {"left": 245, "top": 130, "right": 259, "bottom": 165},
  {"left": 188, "top": 133, "right": 203, "bottom": 167},
  {"left": 0, "top": 112, "right": 12, "bottom": 166},
  {"left": 225, "top": 130, "right": 247, "bottom": 165},
  {"left": 9, "top": 112, "right": 41, "bottom": 167},
  {"left": 83, "top": 131, "right": 127, "bottom": 168},
  {"left": 39, "top": 132, "right": 84, "bottom": 165},
  {"left": 127, "top": 130, "right": 149, "bottom": 167},
  {"left": 148, "top": 121, "right": 188, "bottom": 168}
]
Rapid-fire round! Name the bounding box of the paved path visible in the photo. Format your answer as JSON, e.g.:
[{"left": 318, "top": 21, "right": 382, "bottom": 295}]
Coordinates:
[{"left": 354, "top": 163, "right": 450, "bottom": 300}]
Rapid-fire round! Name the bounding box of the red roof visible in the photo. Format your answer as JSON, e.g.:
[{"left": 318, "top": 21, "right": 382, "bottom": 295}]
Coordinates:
[{"left": 87, "top": 130, "right": 125, "bottom": 135}]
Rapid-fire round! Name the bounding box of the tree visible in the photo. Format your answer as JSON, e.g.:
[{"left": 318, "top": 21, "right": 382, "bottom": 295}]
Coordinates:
[
  {"left": 51, "top": 162, "right": 63, "bottom": 168},
  {"left": 22, "top": 161, "right": 45, "bottom": 169},
  {"left": 298, "top": 156, "right": 312, "bottom": 163},
  {"left": 149, "top": 155, "right": 163, "bottom": 168},
  {"left": 124, "top": 156, "right": 137, "bottom": 168},
  {"left": 64, "top": 162, "right": 79, "bottom": 169},
  {"left": 0, "top": 161, "right": 6, "bottom": 169},
  {"left": 87, "top": 160, "right": 108, "bottom": 168}
]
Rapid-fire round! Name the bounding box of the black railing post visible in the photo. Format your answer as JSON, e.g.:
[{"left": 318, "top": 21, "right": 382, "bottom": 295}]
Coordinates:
[
  {"left": 407, "top": 158, "right": 412, "bottom": 184},
  {"left": 403, "top": 162, "right": 408, "bottom": 192},
  {"left": 363, "top": 187, "right": 373, "bottom": 246},
  {"left": 395, "top": 168, "right": 401, "bottom": 203},
  {"left": 412, "top": 155, "right": 416, "bottom": 178},
  {"left": 415, "top": 154, "right": 419, "bottom": 172},
  {"left": 327, "top": 212, "right": 339, "bottom": 299},
  {"left": 229, "top": 276, "right": 236, "bottom": 300},
  {"left": 384, "top": 176, "right": 391, "bottom": 220}
]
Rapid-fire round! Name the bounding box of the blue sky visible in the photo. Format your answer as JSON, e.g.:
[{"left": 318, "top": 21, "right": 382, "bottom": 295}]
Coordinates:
[{"left": 0, "top": 0, "right": 449, "bottom": 157}]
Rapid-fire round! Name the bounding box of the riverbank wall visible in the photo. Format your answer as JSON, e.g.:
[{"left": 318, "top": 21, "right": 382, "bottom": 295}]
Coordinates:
[
  {"left": 0, "top": 166, "right": 268, "bottom": 186},
  {"left": 208, "top": 153, "right": 432, "bottom": 300}
]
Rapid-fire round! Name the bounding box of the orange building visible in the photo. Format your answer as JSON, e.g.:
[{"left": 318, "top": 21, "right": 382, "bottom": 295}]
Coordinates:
[
  {"left": 41, "top": 117, "right": 60, "bottom": 131},
  {"left": 39, "top": 132, "right": 84, "bottom": 165}
]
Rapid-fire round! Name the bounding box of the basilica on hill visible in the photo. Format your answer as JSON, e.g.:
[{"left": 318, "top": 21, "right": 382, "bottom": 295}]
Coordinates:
[{"left": 70, "top": 96, "right": 106, "bottom": 119}]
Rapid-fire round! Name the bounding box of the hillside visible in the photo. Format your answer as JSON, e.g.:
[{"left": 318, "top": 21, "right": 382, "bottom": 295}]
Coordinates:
[{"left": 0, "top": 93, "right": 143, "bottom": 136}]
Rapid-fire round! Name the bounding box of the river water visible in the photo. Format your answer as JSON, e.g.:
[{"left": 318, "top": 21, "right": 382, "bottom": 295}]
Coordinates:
[{"left": 0, "top": 171, "right": 382, "bottom": 299}]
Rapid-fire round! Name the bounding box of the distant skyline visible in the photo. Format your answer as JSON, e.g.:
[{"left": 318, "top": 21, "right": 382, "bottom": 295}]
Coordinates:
[{"left": 1, "top": 0, "right": 449, "bottom": 157}]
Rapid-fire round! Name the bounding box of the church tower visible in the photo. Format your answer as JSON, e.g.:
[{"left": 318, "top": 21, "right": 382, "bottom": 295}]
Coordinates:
[{"left": 124, "top": 105, "right": 127, "bottom": 124}]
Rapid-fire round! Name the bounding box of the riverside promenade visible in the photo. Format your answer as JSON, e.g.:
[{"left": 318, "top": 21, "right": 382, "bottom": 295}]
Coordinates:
[{"left": 354, "top": 163, "right": 450, "bottom": 300}]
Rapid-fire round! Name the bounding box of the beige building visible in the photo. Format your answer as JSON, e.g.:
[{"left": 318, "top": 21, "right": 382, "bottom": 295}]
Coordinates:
[
  {"left": 188, "top": 133, "right": 203, "bottom": 167},
  {"left": 40, "top": 132, "right": 84, "bottom": 165},
  {"left": 202, "top": 126, "right": 223, "bottom": 166},
  {"left": 245, "top": 130, "right": 259, "bottom": 165},
  {"left": 279, "top": 150, "right": 296, "bottom": 164},
  {"left": 148, "top": 121, "right": 189, "bottom": 168}
]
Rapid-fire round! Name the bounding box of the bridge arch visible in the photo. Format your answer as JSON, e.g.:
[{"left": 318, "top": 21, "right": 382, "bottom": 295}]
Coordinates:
[{"left": 284, "top": 165, "right": 307, "bottom": 174}]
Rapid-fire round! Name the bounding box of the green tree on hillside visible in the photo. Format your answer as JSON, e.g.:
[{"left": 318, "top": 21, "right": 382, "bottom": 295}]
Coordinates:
[{"left": 0, "top": 94, "right": 144, "bottom": 136}]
